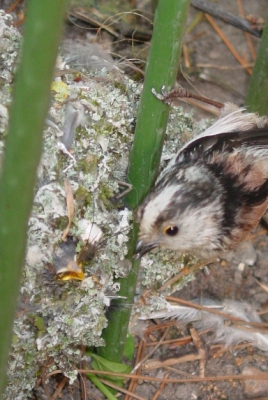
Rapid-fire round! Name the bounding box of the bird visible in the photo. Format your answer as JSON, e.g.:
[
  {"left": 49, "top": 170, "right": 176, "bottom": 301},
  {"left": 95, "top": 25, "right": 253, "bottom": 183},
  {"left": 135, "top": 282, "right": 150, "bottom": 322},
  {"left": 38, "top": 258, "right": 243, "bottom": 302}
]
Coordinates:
[{"left": 135, "top": 103, "right": 268, "bottom": 260}]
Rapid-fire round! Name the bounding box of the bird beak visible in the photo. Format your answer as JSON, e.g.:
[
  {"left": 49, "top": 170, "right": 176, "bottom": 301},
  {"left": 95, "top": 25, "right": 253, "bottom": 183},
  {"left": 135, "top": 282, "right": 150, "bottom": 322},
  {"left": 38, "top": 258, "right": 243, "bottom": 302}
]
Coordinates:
[{"left": 134, "top": 240, "right": 157, "bottom": 259}]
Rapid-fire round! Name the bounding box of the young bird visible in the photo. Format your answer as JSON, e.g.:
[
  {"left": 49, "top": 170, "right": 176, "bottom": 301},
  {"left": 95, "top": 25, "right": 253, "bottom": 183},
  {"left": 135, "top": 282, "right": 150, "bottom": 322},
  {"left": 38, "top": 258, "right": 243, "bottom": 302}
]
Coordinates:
[{"left": 135, "top": 104, "right": 268, "bottom": 259}]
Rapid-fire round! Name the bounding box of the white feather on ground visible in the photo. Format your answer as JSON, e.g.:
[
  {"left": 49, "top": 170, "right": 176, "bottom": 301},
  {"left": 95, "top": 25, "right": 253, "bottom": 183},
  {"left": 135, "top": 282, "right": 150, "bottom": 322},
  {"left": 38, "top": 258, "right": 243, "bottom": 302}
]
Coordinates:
[
  {"left": 62, "top": 40, "right": 122, "bottom": 73},
  {"left": 139, "top": 299, "right": 268, "bottom": 352}
]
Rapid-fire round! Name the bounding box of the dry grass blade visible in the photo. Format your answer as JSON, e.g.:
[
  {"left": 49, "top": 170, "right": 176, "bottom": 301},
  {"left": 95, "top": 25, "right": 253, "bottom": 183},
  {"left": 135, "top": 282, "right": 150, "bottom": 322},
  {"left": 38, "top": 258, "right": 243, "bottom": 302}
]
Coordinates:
[
  {"left": 7, "top": 0, "right": 23, "bottom": 13},
  {"left": 74, "top": 369, "right": 268, "bottom": 384},
  {"left": 51, "top": 376, "right": 68, "bottom": 400},
  {"left": 46, "top": 367, "right": 268, "bottom": 386},
  {"left": 255, "top": 279, "right": 268, "bottom": 294},
  {"left": 152, "top": 373, "right": 169, "bottom": 400},
  {"left": 41, "top": 358, "right": 55, "bottom": 400},
  {"left": 191, "top": 0, "right": 261, "bottom": 37},
  {"left": 146, "top": 328, "right": 213, "bottom": 348},
  {"left": 190, "top": 328, "right": 206, "bottom": 378},
  {"left": 205, "top": 13, "right": 252, "bottom": 74},
  {"left": 98, "top": 379, "right": 146, "bottom": 400},
  {"left": 163, "top": 366, "right": 194, "bottom": 378},
  {"left": 197, "top": 63, "right": 254, "bottom": 69},
  {"left": 132, "top": 327, "right": 170, "bottom": 373},
  {"left": 68, "top": 8, "right": 119, "bottom": 38},
  {"left": 144, "top": 353, "right": 203, "bottom": 371},
  {"left": 126, "top": 337, "right": 147, "bottom": 400},
  {"left": 237, "top": 0, "right": 256, "bottom": 60}
]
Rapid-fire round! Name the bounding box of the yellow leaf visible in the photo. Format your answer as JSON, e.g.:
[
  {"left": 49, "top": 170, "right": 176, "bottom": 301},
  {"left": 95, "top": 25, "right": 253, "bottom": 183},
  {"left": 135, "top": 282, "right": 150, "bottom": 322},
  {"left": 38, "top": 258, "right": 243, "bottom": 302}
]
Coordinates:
[{"left": 51, "top": 80, "right": 70, "bottom": 101}]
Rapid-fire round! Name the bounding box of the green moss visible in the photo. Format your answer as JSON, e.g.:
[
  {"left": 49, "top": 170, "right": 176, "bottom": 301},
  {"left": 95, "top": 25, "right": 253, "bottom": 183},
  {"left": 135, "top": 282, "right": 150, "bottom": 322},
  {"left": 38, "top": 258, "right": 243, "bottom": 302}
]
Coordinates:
[
  {"left": 94, "top": 120, "right": 115, "bottom": 136},
  {"left": 12, "top": 334, "right": 18, "bottom": 345},
  {"left": 75, "top": 125, "right": 91, "bottom": 141},
  {"left": 113, "top": 81, "right": 127, "bottom": 93},
  {"left": 34, "top": 315, "right": 45, "bottom": 332},
  {"left": 76, "top": 154, "right": 99, "bottom": 175},
  {"left": 91, "top": 99, "right": 100, "bottom": 107},
  {"left": 54, "top": 151, "right": 69, "bottom": 180},
  {"left": 98, "top": 183, "right": 114, "bottom": 210},
  {"left": 0, "top": 128, "right": 8, "bottom": 141},
  {"left": 24, "top": 352, "right": 35, "bottom": 365},
  {"left": 52, "top": 216, "right": 69, "bottom": 231},
  {"left": 75, "top": 185, "right": 92, "bottom": 211}
]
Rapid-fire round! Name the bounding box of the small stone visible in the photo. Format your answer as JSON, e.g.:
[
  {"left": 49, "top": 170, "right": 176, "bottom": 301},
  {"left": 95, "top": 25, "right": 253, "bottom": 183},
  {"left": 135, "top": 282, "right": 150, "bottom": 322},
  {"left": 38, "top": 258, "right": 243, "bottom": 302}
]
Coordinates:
[
  {"left": 241, "top": 366, "right": 268, "bottom": 398},
  {"left": 237, "top": 262, "right": 245, "bottom": 271},
  {"left": 254, "top": 292, "right": 268, "bottom": 304},
  {"left": 175, "top": 383, "right": 198, "bottom": 399},
  {"left": 208, "top": 50, "right": 220, "bottom": 59},
  {"left": 254, "top": 262, "right": 268, "bottom": 278},
  {"left": 26, "top": 245, "right": 43, "bottom": 267},
  {"left": 234, "top": 270, "right": 242, "bottom": 285},
  {"left": 233, "top": 242, "right": 257, "bottom": 266}
]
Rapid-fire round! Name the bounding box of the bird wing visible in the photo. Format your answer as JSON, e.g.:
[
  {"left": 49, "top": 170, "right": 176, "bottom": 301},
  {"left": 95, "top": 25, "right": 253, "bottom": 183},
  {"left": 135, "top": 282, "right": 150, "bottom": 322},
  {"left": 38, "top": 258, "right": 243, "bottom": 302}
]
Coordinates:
[
  {"left": 174, "top": 105, "right": 268, "bottom": 163},
  {"left": 177, "top": 127, "right": 268, "bottom": 161}
]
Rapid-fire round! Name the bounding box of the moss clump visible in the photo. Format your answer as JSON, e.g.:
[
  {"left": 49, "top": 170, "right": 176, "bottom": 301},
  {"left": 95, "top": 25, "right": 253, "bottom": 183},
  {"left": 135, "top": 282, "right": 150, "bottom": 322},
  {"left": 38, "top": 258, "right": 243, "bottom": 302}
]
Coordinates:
[
  {"left": 98, "top": 183, "right": 115, "bottom": 210},
  {"left": 51, "top": 215, "right": 69, "bottom": 231},
  {"left": 91, "top": 99, "right": 99, "bottom": 107},
  {"left": 74, "top": 185, "right": 92, "bottom": 214},
  {"left": 113, "top": 80, "right": 127, "bottom": 93},
  {"left": 75, "top": 125, "right": 90, "bottom": 141},
  {"left": 94, "top": 120, "right": 115, "bottom": 136},
  {"left": 76, "top": 154, "right": 99, "bottom": 176}
]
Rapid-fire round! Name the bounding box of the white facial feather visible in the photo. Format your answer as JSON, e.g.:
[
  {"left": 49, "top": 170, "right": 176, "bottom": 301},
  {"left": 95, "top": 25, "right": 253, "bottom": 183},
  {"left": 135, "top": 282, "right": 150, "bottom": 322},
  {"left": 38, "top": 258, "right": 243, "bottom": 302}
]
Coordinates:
[
  {"left": 157, "top": 196, "right": 223, "bottom": 257},
  {"left": 141, "top": 165, "right": 208, "bottom": 234},
  {"left": 140, "top": 184, "right": 181, "bottom": 232}
]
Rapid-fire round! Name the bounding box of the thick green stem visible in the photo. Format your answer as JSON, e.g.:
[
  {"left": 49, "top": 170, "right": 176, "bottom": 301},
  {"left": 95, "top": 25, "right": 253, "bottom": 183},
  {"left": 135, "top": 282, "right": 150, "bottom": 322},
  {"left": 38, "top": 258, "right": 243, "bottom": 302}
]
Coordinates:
[
  {"left": 98, "top": 0, "right": 190, "bottom": 362},
  {"left": 0, "top": 1, "right": 68, "bottom": 394},
  {"left": 126, "top": 0, "right": 191, "bottom": 208},
  {"left": 246, "top": 18, "right": 268, "bottom": 114}
]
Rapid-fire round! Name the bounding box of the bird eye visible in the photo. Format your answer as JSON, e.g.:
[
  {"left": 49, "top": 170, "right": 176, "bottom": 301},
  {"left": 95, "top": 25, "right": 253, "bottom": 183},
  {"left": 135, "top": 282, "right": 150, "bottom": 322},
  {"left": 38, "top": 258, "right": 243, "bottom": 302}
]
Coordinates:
[{"left": 164, "top": 226, "right": 179, "bottom": 236}]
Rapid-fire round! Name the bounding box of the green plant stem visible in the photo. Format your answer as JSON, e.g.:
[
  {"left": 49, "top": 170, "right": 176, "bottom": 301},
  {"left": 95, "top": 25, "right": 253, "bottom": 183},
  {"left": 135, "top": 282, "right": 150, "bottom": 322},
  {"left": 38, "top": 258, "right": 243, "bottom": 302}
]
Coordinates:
[
  {"left": 246, "top": 18, "right": 268, "bottom": 114},
  {"left": 0, "top": 1, "right": 68, "bottom": 394},
  {"left": 98, "top": 0, "right": 190, "bottom": 363},
  {"left": 87, "top": 374, "right": 118, "bottom": 400},
  {"left": 126, "top": 0, "right": 190, "bottom": 208},
  {"left": 98, "top": 222, "right": 140, "bottom": 362}
]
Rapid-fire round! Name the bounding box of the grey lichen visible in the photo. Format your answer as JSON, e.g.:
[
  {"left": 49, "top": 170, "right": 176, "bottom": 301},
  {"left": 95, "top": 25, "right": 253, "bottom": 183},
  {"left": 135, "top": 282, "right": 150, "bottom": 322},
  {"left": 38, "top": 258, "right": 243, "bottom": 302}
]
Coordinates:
[
  {"left": 2, "top": 17, "right": 195, "bottom": 398},
  {"left": 0, "top": 10, "right": 20, "bottom": 136},
  {"left": 0, "top": 11, "right": 20, "bottom": 74}
]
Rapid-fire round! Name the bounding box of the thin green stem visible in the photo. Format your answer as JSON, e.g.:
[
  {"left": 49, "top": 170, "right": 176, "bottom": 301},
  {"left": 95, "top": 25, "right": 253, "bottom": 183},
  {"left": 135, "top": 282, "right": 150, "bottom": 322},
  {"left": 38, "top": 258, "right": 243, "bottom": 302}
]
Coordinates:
[
  {"left": 126, "top": 0, "right": 191, "bottom": 208},
  {"left": 246, "top": 18, "right": 268, "bottom": 114},
  {"left": 0, "top": 1, "right": 68, "bottom": 394},
  {"left": 87, "top": 374, "right": 118, "bottom": 400},
  {"left": 98, "top": 0, "right": 190, "bottom": 362}
]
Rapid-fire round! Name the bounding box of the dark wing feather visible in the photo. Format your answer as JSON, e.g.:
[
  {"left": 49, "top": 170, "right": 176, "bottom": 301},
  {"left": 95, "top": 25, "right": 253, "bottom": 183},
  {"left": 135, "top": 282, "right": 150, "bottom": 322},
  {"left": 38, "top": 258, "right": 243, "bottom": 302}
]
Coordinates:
[{"left": 176, "top": 128, "right": 268, "bottom": 163}]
